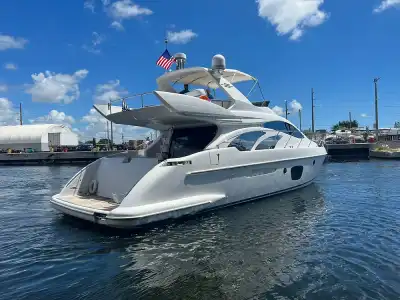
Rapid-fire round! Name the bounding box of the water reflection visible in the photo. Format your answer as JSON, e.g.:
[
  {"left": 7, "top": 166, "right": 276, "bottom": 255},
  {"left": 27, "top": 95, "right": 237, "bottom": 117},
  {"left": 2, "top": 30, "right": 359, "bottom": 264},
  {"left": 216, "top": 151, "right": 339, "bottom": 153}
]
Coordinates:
[{"left": 85, "top": 184, "right": 325, "bottom": 299}]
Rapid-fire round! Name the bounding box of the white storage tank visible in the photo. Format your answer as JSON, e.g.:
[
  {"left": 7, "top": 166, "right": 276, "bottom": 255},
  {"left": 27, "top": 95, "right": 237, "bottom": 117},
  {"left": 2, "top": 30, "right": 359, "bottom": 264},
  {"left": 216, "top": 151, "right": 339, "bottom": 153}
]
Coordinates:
[{"left": 0, "top": 124, "right": 79, "bottom": 152}]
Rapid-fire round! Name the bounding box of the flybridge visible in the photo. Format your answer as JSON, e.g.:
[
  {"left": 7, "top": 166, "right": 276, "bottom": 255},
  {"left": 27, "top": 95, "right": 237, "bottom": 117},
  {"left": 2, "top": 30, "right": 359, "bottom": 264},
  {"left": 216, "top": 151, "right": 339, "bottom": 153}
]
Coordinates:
[{"left": 92, "top": 54, "right": 275, "bottom": 129}]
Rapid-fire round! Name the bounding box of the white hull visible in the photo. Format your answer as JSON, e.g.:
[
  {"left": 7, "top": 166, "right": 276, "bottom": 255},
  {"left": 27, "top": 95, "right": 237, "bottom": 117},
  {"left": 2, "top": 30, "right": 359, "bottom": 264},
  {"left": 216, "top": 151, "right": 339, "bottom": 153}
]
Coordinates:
[{"left": 51, "top": 147, "right": 326, "bottom": 229}]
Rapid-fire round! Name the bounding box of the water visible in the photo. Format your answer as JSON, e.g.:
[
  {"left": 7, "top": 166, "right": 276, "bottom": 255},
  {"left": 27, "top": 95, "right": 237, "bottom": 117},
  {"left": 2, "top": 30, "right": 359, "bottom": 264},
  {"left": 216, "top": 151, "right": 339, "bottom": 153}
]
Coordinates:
[{"left": 0, "top": 161, "right": 399, "bottom": 300}]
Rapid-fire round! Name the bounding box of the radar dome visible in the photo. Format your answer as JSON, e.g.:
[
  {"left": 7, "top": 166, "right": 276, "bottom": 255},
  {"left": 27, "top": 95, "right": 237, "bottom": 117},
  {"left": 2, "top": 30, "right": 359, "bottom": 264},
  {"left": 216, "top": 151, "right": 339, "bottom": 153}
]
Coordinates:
[
  {"left": 212, "top": 54, "right": 226, "bottom": 71},
  {"left": 175, "top": 53, "right": 187, "bottom": 60},
  {"left": 175, "top": 53, "right": 187, "bottom": 70}
]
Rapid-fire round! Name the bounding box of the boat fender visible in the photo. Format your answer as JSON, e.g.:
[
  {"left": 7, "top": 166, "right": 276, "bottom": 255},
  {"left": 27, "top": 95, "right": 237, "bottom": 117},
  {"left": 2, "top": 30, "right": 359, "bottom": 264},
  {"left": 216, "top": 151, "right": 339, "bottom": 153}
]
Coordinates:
[{"left": 89, "top": 180, "right": 98, "bottom": 194}]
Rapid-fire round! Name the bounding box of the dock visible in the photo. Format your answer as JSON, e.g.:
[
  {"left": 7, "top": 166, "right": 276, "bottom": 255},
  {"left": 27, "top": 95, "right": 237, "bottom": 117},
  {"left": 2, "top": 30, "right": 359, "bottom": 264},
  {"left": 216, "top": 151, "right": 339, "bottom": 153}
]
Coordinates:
[
  {"left": 0, "top": 151, "right": 122, "bottom": 166},
  {"left": 325, "top": 143, "right": 372, "bottom": 161},
  {"left": 0, "top": 144, "right": 376, "bottom": 166},
  {"left": 370, "top": 150, "right": 400, "bottom": 159}
]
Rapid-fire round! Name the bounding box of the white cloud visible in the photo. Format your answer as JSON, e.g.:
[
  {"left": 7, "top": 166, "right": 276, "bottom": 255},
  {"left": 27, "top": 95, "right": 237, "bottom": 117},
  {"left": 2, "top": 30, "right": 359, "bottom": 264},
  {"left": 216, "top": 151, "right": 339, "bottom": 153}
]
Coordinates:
[
  {"left": 0, "top": 98, "right": 18, "bottom": 125},
  {"left": 84, "top": 0, "right": 95, "bottom": 12},
  {"left": 272, "top": 105, "right": 284, "bottom": 116},
  {"left": 32, "top": 110, "right": 75, "bottom": 125},
  {"left": 167, "top": 30, "right": 197, "bottom": 44},
  {"left": 271, "top": 99, "right": 303, "bottom": 116},
  {"left": 109, "top": 0, "right": 153, "bottom": 19},
  {"left": 80, "top": 108, "right": 147, "bottom": 142},
  {"left": 94, "top": 79, "right": 127, "bottom": 103},
  {"left": 82, "top": 32, "right": 105, "bottom": 54},
  {"left": 290, "top": 28, "right": 303, "bottom": 41},
  {"left": 0, "top": 84, "right": 7, "bottom": 92},
  {"left": 107, "top": 0, "right": 153, "bottom": 29},
  {"left": 26, "top": 69, "right": 88, "bottom": 104},
  {"left": 374, "top": 0, "right": 400, "bottom": 13},
  {"left": 110, "top": 21, "right": 124, "bottom": 31},
  {"left": 289, "top": 99, "right": 302, "bottom": 112},
  {"left": 256, "top": 0, "right": 328, "bottom": 40},
  {"left": 361, "top": 113, "right": 369, "bottom": 118},
  {"left": 4, "top": 63, "right": 17, "bottom": 70},
  {"left": 0, "top": 34, "right": 28, "bottom": 50}
]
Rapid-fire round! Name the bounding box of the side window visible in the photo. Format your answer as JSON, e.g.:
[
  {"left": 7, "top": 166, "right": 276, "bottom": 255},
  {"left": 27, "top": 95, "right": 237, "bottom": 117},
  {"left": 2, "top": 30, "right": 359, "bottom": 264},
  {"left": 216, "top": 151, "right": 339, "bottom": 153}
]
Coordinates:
[
  {"left": 264, "top": 121, "right": 304, "bottom": 138},
  {"left": 287, "top": 124, "right": 304, "bottom": 138},
  {"left": 263, "top": 121, "right": 287, "bottom": 132},
  {"left": 169, "top": 125, "right": 217, "bottom": 158},
  {"left": 228, "top": 131, "right": 265, "bottom": 151},
  {"left": 255, "top": 135, "right": 282, "bottom": 150}
]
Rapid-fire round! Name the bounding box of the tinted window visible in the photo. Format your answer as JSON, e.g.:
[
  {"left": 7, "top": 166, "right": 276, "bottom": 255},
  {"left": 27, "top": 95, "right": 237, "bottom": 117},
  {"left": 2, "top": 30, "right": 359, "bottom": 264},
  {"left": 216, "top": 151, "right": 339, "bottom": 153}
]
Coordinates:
[
  {"left": 169, "top": 125, "right": 217, "bottom": 158},
  {"left": 264, "top": 121, "right": 304, "bottom": 138},
  {"left": 255, "top": 135, "right": 282, "bottom": 150},
  {"left": 228, "top": 131, "right": 265, "bottom": 151}
]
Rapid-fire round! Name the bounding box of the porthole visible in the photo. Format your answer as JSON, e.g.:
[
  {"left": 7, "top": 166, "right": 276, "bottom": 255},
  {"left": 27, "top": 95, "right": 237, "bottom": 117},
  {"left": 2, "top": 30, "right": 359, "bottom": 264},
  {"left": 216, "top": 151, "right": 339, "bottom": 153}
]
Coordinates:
[
  {"left": 313, "top": 160, "right": 315, "bottom": 165},
  {"left": 291, "top": 166, "right": 304, "bottom": 180}
]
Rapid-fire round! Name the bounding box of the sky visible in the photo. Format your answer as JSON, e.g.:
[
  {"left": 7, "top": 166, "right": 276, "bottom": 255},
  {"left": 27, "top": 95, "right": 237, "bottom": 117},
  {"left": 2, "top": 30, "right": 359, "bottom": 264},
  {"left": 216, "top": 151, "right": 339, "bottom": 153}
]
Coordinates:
[{"left": 1, "top": 0, "right": 400, "bottom": 142}]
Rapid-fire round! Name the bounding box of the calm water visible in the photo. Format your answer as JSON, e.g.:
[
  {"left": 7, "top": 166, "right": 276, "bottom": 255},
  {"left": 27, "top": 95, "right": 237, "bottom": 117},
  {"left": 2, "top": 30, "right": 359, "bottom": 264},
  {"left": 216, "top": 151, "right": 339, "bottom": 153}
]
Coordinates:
[{"left": 0, "top": 161, "right": 399, "bottom": 300}]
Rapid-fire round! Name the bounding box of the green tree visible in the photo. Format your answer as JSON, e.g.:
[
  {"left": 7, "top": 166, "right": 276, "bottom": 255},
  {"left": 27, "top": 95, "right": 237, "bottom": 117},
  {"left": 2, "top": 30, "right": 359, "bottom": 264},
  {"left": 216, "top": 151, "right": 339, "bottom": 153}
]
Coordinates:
[
  {"left": 332, "top": 120, "right": 359, "bottom": 131},
  {"left": 394, "top": 122, "right": 400, "bottom": 128}
]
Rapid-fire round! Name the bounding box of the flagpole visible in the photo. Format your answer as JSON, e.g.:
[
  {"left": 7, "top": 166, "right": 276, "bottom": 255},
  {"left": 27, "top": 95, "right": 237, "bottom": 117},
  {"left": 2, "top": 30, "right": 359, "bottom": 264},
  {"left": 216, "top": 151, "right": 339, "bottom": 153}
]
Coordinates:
[{"left": 164, "top": 37, "right": 169, "bottom": 72}]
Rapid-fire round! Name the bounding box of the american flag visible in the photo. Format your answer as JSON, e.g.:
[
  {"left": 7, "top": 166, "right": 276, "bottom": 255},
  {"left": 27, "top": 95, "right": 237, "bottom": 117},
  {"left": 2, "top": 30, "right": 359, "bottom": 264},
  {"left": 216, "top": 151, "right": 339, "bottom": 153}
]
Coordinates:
[{"left": 156, "top": 49, "right": 176, "bottom": 70}]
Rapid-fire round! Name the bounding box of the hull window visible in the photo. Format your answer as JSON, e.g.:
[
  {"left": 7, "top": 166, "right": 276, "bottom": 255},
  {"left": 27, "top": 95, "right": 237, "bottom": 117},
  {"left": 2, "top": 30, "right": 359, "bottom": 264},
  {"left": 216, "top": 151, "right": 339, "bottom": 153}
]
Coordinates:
[
  {"left": 291, "top": 166, "right": 303, "bottom": 180},
  {"left": 264, "top": 121, "right": 304, "bottom": 138},
  {"left": 228, "top": 131, "right": 265, "bottom": 151},
  {"left": 169, "top": 125, "right": 218, "bottom": 158}
]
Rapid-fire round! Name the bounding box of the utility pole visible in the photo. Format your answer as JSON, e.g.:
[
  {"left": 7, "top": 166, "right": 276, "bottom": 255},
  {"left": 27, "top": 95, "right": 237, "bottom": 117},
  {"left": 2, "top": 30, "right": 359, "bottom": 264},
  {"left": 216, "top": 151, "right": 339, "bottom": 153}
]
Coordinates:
[
  {"left": 285, "top": 100, "right": 288, "bottom": 119},
  {"left": 349, "top": 112, "right": 352, "bottom": 129},
  {"left": 311, "top": 88, "right": 315, "bottom": 133},
  {"left": 106, "top": 121, "right": 110, "bottom": 150},
  {"left": 299, "top": 109, "right": 302, "bottom": 131},
  {"left": 109, "top": 100, "right": 114, "bottom": 148},
  {"left": 19, "top": 103, "right": 22, "bottom": 125},
  {"left": 374, "top": 77, "right": 380, "bottom": 140}
]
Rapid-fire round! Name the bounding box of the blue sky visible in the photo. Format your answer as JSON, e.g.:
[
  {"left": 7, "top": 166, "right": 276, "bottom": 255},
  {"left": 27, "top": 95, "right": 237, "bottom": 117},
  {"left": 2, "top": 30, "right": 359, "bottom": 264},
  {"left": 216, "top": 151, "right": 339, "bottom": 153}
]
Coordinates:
[{"left": 1, "top": 0, "right": 400, "bottom": 141}]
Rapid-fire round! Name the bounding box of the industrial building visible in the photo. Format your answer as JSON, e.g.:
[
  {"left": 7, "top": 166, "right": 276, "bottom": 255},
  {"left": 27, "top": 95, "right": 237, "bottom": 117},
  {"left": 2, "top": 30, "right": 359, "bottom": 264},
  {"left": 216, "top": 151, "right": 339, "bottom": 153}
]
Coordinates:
[{"left": 0, "top": 124, "right": 78, "bottom": 152}]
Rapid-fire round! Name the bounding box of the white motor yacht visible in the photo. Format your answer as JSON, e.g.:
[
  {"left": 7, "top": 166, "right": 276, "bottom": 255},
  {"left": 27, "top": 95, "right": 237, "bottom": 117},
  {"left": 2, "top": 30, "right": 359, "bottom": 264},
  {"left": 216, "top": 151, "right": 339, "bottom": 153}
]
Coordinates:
[{"left": 51, "top": 54, "right": 327, "bottom": 229}]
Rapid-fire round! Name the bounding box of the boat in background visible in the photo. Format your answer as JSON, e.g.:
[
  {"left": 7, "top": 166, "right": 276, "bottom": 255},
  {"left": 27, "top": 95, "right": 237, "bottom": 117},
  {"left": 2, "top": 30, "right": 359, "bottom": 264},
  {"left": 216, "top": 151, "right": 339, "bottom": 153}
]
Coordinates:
[{"left": 51, "top": 53, "right": 327, "bottom": 229}]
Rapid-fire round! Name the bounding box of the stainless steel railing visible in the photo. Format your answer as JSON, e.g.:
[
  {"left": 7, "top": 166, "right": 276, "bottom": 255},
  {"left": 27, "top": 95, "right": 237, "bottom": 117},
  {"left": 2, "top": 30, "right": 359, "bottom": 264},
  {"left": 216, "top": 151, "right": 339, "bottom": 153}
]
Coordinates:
[{"left": 110, "top": 92, "right": 155, "bottom": 110}]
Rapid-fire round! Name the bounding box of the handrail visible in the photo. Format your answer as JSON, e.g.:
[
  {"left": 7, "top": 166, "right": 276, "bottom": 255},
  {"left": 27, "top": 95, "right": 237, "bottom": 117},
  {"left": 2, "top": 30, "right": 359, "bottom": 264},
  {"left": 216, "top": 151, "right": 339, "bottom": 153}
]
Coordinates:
[
  {"left": 110, "top": 91, "right": 155, "bottom": 110},
  {"left": 111, "top": 91, "right": 154, "bottom": 103},
  {"left": 284, "top": 134, "right": 293, "bottom": 148},
  {"left": 297, "top": 138, "right": 304, "bottom": 148}
]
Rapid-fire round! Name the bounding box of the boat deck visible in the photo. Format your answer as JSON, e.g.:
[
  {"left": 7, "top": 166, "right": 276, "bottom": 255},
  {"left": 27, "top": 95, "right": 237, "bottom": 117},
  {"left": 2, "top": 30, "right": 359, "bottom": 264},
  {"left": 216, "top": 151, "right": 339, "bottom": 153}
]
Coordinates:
[{"left": 60, "top": 195, "right": 119, "bottom": 211}]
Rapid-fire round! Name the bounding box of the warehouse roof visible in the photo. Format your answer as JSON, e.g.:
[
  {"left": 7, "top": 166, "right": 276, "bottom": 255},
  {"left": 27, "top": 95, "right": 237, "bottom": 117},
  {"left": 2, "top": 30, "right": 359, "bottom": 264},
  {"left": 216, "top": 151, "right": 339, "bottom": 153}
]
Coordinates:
[{"left": 0, "top": 124, "right": 71, "bottom": 144}]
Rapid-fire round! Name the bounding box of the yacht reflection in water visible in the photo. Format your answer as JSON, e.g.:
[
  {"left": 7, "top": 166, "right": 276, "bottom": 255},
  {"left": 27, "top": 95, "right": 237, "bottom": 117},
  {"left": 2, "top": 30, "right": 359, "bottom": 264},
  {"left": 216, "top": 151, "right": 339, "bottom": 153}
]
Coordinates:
[{"left": 104, "top": 184, "right": 326, "bottom": 300}]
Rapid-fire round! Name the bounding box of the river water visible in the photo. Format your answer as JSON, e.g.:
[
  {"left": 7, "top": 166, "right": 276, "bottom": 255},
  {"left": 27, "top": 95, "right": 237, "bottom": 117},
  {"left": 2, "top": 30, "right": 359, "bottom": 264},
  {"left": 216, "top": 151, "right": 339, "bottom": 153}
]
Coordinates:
[{"left": 0, "top": 161, "right": 399, "bottom": 299}]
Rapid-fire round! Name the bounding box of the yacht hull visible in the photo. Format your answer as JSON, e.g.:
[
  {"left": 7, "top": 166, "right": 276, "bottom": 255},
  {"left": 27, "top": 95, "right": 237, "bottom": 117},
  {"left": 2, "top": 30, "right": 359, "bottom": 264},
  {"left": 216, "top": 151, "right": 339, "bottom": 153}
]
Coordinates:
[
  {"left": 51, "top": 178, "right": 315, "bottom": 229},
  {"left": 50, "top": 148, "right": 326, "bottom": 229}
]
